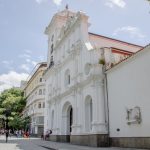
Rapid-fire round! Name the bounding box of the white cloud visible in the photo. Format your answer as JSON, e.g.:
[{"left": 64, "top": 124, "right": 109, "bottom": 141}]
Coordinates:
[
  {"left": 2, "top": 60, "right": 14, "bottom": 70},
  {"left": 25, "top": 59, "right": 37, "bottom": 66},
  {"left": 105, "top": 0, "right": 126, "bottom": 8},
  {"left": 113, "top": 26, "right": 146, "bottom": 39},
  {"left": 0, "top": 71, "right": 29, "bottom": 93},
  {"left": 2, "top": 60, "right": 13, "bottom": 65},
  {"left": 53, "top": 0, "right": 62, "bottom": 5},
  {"left": 0, "top": 84, "right": 12, "bottom": 93},
  {"left": 18, "top": 54, "right": 31, "bottom": 58},
  {"left": 38, "top": 56, "right": 45, "bottom": 61},
  {"left": 35, "top": 0, "right": 45, "bottom": 4},
  {"left": 2, "top": 60, "right": 10, "bottom": 65},
  {"left": 25, "top": 49, "right": 32, "bottom": 54},
  {"left": 31, "top": 61, "right": 37, "bottom": 66},
  {"left": 25, "top": 58, "right": 31, "bottom": 63},
  {"left": 105, "top": 2, "right": 114, "bottom": 8},
  {"left": 36, "top": 0, "right": 62, "bottom": 5},
  {"left": 20, "top": 64, "right": 30, "bottom": 72}
]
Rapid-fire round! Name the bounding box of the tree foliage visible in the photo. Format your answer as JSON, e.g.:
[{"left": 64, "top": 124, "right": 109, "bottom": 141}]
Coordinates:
[
  {"left": 0, "top": 88, "right": 29, "bottom": 130},
  {"left": 9, "top": 116, "right": 30, "bottom": 130}
]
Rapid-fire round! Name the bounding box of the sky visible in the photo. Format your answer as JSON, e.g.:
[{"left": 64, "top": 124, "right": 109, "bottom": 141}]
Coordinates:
[{"left": 0, "top": 0, "right": 150, "bottom": 92}]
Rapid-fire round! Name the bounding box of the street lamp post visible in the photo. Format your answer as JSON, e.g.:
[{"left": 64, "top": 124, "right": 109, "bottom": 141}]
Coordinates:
[{"left": 4, "top": 109, "right": 11, "bottom": 143}]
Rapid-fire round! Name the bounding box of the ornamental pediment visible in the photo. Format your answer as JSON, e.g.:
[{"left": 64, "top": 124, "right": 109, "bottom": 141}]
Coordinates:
[{"left": 56, "top": 13, "right": 80, "bottom": 46}]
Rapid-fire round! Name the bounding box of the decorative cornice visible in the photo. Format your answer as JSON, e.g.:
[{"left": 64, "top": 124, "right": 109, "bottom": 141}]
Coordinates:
[
  {"left": 47, "top": 71, "right": 104, "bottom": 103},
  {"left": 26, "top": 82, "right": 45, "bottom": 98},
  {"left": 26, "top": 96, "right": 45, "bottom": 107}
]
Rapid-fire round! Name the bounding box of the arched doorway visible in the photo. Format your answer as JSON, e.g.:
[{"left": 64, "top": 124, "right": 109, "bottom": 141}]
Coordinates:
[
  {"left": 62, "top": 102, "right": 73, "bottom": 142},
  {"left": 67, "top": 106, "right": 73, "bottom": 134},
  {"left": 85, "top": 95, "right": 93, "bottom": 132}
]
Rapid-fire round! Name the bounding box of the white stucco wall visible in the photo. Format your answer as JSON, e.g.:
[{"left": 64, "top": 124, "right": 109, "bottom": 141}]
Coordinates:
[{"left": 107, "top": 45, "right": 150, "bottom": 137}]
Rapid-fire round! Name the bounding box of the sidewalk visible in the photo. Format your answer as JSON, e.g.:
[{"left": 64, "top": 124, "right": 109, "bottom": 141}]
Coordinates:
[
  {"left": 0, "top": 135, "right": 146, "bottom": 150},
  {"left": 35, "top": 139, "right": 146, "bottom": 150}
]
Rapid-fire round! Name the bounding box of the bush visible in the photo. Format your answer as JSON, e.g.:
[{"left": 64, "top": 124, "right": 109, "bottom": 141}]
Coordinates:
[{"left": 99, "top": 58, "right": 105, "bottom": 65}]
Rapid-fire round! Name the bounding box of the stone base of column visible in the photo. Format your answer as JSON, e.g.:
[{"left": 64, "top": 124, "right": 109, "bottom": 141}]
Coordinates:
[
  {"left": 92, "top": 122, "right": 107, "bottom": 133},
  {"left": 70, "top": 134, "right": 109, "bottom": 147},
  {"left": 48, "top": 135, "right": 70, "bottom": 143},
  {"left": 110, "top": 137, "right": 150, "bottom": 149}
]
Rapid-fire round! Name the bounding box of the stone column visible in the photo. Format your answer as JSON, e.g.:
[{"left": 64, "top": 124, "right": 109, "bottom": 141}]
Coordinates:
[
  {"left": 61, "top": 114, "right": 67, "bottom": 135},
  {"left": 71, "top": 89, "right": 82, "bottom": 135},
  {"left": 44, "top": 100, "right": 49, "bottom": 134},
  {"left": 92, "top": 80, "right": 107, "bottom": 134},
  {"left": 55, "top": 99, "right": 59, "bottom": 134}
]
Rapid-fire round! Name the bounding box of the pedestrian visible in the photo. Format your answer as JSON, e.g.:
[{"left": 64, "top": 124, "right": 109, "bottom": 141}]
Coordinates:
[
  {"left": 26, "top": 131, "right": 29, "bottom": 138},
  {"left": 16, "top": 130, "right": 19, "bottom": 137},
  {"left": 5, "top": 130, "right": 9, "bottom": 143},
  {"left": 41, "top": 133, "right": 44, "bottom": 140},
  {"left": 9, "top": 129, "right": 11, "bottom": 138}
]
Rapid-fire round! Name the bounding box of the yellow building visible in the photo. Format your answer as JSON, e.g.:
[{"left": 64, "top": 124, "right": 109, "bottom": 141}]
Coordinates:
[{"left": 23, "top": 62, "right": 47, "bottom": 136}]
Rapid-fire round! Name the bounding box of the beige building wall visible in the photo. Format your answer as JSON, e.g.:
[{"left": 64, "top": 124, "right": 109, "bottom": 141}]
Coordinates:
[{"left": 23, "top": 63, "right": 47, "bottom": 136}]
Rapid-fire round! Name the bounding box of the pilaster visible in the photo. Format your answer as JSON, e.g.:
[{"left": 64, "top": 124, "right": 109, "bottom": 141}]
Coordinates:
[{"left": 92, "top": 80, "right": 107, "bottom": 134}]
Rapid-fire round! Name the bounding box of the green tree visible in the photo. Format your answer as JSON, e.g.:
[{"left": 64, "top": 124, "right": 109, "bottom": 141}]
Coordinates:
[{"left": 0, "top": 88, "right": 27, "bottom": 130}]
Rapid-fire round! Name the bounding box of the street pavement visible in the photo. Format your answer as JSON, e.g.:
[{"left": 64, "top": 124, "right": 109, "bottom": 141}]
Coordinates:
[{"left": 0, "top": 135, "right": 146, "bottom": 150}]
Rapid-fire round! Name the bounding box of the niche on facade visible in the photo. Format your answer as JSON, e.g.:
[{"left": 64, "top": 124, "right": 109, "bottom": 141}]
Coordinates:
[
  {"left": 38, "top": 103, "right": 42, "bottom": 109},
  {"left": 84, "top": 63, "right": 91, "bottom": 75},
  {"left": 39, "top": 89, "right": 42, "bottom": 95},
  {"left": 51, "top": 34, "right": 54, "bottom": 42},
  {"left": 126, "top": 106, "right": 142, "bottom": 125},
  {"left": 64, "top": 69, "right": 71, "bottom": 87}
]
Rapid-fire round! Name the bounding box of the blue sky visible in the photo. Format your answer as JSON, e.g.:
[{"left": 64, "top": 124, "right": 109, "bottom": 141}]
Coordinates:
[{"left": 0, "top": 0, "right": 150, "bottom": 92}]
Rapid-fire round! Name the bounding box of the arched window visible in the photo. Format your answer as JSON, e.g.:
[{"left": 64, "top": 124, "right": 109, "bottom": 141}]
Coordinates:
[
  {"left": 38, "top": 102, "right": 41, "bottom": 109},
  {"left": 85, "top": 95, "right": 93, "bottom": 132},
  {"left": 65, "top": 69, "right": 71, "bottom": 86}
]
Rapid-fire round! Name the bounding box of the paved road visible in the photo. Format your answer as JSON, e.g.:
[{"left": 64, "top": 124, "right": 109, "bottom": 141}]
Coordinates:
[
  {"left": 0, "top": 136, "right": 46, "bottom": 150},
  {"left": 0, "top": 135, "right": 146, "bottom": 150}
]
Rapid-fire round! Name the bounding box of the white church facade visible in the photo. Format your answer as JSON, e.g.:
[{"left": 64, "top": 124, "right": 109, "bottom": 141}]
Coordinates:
[{"left": 43, "top": 8, "right": 143, "bottom": 147}]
